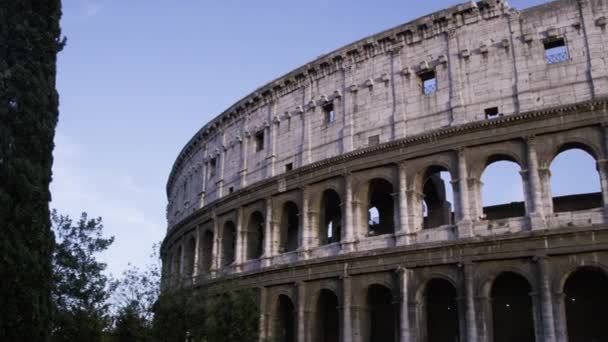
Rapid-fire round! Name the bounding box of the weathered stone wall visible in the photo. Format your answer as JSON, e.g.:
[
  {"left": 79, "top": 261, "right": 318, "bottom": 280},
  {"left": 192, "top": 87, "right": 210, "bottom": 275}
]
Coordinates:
[{"left": 162, "top": 1, "right": 608, "bottom": 341}]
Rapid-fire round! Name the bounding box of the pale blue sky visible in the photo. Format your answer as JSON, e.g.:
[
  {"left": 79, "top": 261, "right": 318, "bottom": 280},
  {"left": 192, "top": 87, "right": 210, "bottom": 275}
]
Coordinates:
[{"left": 52, "top": 0, "right": 595, "bottom": 276}]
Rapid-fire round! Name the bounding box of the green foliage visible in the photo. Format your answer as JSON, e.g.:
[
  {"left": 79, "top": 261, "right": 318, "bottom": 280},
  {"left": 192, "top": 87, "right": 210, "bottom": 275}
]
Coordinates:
[
  {"left": 151, "top": 286, "right": 259, "bottom": 342},
  {"left": 0, "top": 1, "right": 64, "bottom": 340},
  {"left": 111, "top": 301, "right": 152, "bottom": 342},
  {"left": 151, "top": 290, "right": 194, "bottom": 342},
  {"left": 202, "top": 289, "right": 259, "bottom": 342},
  {"left": 51, "top": 210, "right": 114, "bottom": 342}
]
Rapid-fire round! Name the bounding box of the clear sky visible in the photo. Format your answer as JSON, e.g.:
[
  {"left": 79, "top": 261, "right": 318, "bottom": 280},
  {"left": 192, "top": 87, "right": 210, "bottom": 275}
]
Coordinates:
[{"left": 53, "top": 0, "right": 594, "bottom": 277}]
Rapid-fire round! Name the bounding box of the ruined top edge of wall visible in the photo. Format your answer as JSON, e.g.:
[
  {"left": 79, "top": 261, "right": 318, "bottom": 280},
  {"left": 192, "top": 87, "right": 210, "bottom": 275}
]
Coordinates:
[{"left": 165, "top": 0, "right": 560, "bottom": 194}]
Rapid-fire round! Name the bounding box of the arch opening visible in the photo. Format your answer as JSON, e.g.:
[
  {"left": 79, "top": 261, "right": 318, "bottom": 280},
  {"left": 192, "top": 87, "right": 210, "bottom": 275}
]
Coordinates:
[
  {"left": 221, "top": 221, "right": 236, "bottom": 266},
  {"left": 246, "top": 211, "right": 265, "bottom": 260},
  {"left": 425, "top": 279, "right": 460, "bottom": 342},
  {"left": 564, "top": 268, "right": 608, "bottom": 342},
  {"left": 201, "top": 230, "right": 214, "bottom": 273},
  {"left": 481, "top": 159, "right": 526, "bottom": 220},
  {"left": 367, "top": 284, "right": 396, "bottom": 342},
  {"left": 319, "top": 189, "right": 342, "bottom": 245},
  {"left": 491, "top": 272, "right": 535, "bottom": 342},
  {"left": 274, "top": 295, "right": 295, "bottom": 342},
  {"left": 422, "top": 166, "right": 454, "bottom": 229},
  {"left": 315, "top": 289, "right": 340, "bottom": 342},
  {"left": 280, "top": 202, "right": 299, "bottom": 253},
  {"left": 367, "top": 178, "right": 394, "bottom": 236},
  {"left": 550, "top": 147, "right": 602, "bottom": 212}
]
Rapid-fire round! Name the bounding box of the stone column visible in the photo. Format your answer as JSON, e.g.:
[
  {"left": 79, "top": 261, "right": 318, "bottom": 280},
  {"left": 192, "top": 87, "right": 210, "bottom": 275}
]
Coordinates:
[
  {"left": 536, "top": 256, "right": 557, "bottom": 342},
  {"left": 342, "top": 173, "right": 356, "bottom": 252},
  {"left": 464, "top": 263, "right": 478, "bottom": 342},
  {"left": 457, "top": 149, "right": 474, "bottom": 237},
  {"left": 296, "top": 281, "right": 307, "bottom": 342},
  {"left": 301, "top": 95, "right": 313, "bottom": 166},
  {"left": 526, "top": 136, "right": 547, "bottom": 229},
  {"left": 239, "top": 129, "right": 249, "bottom": 188},
  {"left": 192, "top": 226, "right": 201, "bottom": 281},
  {"left": 262, "top": 198, "right": 273, "bottom": 267},
  {"left": 267, "top": 108, "right": 279, "bottom": 178},
  {"left": 300, "top": 186, "right": 310, "bottom": 258},
  {"left": 597, "top": 159, "right": 608, "bottom": 207},
  {"left": 258, "top": 286, "right": 268, "bottom": 342},
  {"left": 200, "top": 147, "right": 208, "bottom": 208},
  {"left": 407, "top": 189, "right": 423, "bottom": 233},
  {"left": 396, "top": 162, "right": 411, "bottom": 246},
  {"left": 554, "top": 292, "right": 568, "bottom": 342},
  {"left": 342, "top": 72, "right": 356, "bottom": 153},
  {"left": 339, "top": 275, "right": 353, "bottom": 342},
  {"left": 446, "top": 28, "right": 465, "bottom": 125},
  {"left": 235, "top": 207, "right": 244, "bottom": 270},
  {"left": 211, "top": 214, "right": 219, "bottom": 275},
  {"left": 217, "top": 131, "right": 226, "bottom": 198},
  {"left": 397, "top": 267, "right": 412, "bottom": 342}
]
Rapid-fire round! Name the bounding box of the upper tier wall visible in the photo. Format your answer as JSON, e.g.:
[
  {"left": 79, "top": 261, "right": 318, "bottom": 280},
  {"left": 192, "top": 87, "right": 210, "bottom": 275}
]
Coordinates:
[{"left": 166, "top": 0, "right": 608, "bottom": 228}]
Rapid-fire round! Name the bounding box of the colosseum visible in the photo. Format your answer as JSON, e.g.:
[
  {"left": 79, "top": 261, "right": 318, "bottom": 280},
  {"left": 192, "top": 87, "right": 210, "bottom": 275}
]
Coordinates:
[{"left": 161, "top": 0, "right": 608, "bottom": 341}]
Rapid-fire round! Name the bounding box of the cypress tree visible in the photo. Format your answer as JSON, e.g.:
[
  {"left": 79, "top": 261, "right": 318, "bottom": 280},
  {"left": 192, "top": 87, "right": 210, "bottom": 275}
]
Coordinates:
[{"left": 0, "top": 2, "right": 64, "bottom": 341}]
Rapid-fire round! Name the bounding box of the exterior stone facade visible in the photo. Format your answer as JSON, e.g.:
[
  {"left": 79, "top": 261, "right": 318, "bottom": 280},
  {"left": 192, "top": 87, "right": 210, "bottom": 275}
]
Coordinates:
[{"left": 161, "top": 0, "right": 608, "bottom": 341}]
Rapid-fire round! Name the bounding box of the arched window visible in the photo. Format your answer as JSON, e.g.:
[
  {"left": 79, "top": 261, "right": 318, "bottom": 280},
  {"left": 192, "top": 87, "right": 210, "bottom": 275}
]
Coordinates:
[
  {"left": 280, "top": 202, "right": 299, "bottom": 253},
  {"left": 564, "top": 268, "right": 608, "bottom": 342},
  {"left": 221, "top": 221, "right": 236, "bottom": 266},
  {"left": 314, "top": 289, "right": 339, "bottom": 342},
  {"left": 184, "top": 237, "right": 196, "bottom": 277},
  {"left": 367, "top": 284, "right": 396, "bottom": 342},
  {"left": 491, "top": 272, "right": 535, "bottom": 342},
  {"left": 422, "top": 166, "right": 454, "bottom": 229},
  {"left": 425, "top": 279, "right": 460, "bottom": 342},
  {"left": 201, "top": 230, "right": 214, "bottom": 273},
  {"left": 246, "top": 211, "right": 265, "bottom": 260},
  {"left": 481, "top": 158, "right": 526, "bottom": 219},
  {"left": 550, "top": 146, "right": 602, "bottom": 212},
  {"left": 367, "top": 179, "right": 394, "bottom": 235},
  {"left": 274, "top": 295, "right": 295, "bottom": 342},
  {"left": 319, "top": 189, "right": 342, "bottom": 245}
]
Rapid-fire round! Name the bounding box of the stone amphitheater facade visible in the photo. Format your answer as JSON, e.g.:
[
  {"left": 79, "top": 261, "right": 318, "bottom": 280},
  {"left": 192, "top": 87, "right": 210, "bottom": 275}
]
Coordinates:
[{"left": 161, "top": 0, "right": 608, "bottom": 341}]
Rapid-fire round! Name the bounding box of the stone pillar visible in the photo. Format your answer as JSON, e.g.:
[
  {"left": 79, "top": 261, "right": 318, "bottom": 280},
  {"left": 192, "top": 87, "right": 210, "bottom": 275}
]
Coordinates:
[
  {"left": 211, "top": 214, "right": 219, "bottom": 275},
  {"left": 341, "top": 275, "right": 354, "bottom": 342},
  {"left": 262, "top": 198, "right": 273, "bottom": 267},
  {"left": 342, "top": 73, "right": 356, "bottom": 153},
  {"left": 396, "top": 162, "right": 411, "bottom": 246},
  {"left": 296, "top": 281, "right": 307, "bottom": 342},
  {"left": 300, "top": 186, "right": 311, "bottom": 258},
  {"left": 597, "top": 159, "right": 608, "bottom": 207},
  {"left": 301, "top": 95, "right": 313, "bottom": 166},
  {"left": 554, "top": 292, "right": 568, "bottom": 342},
  {"left": 457, "top": 149, "right": 474, "bottom": 237},
  {"left": 397, "top": 267, "right": 412, "bottom": 342},
  {"left": 536, "top": 256, "right": 557, "bottom": 342},
  {"left": 464, "top": 263, "right": 478, "bottom": 342},
  {"left": 267, "top": 108, "right": 279, "bottom": 178},
  {"left": 200, "top": 147, "right": 208, "bottom": 208},
  {"left": 447, "top": 28, "right": 465, "bottom": 125},
  {"left": 239, "top": 129, "right": 249, "bottom": 188},
  {"left": 526, "top": 136, "right": 547, "bottom": 229},
  {"left": 342, "top": 173, "right": 356, "bottom": 252},
  {"left": 258, "top": 286, "right": 268, "bottom": 342},
  {"left": 235, "top": 207, "right": 244, "bottom": 269},
  {"left": 538, "top": 167, "right": 553, "bottom": 215},
  {"left": 406, "top": 189, "right": 423, "bottom": 233},
  {"left": 218, "top": 131, "right": 226, "bottom": 198},
  {"left": 192, "top": 226, "right": 201, "bottom": 281}
]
